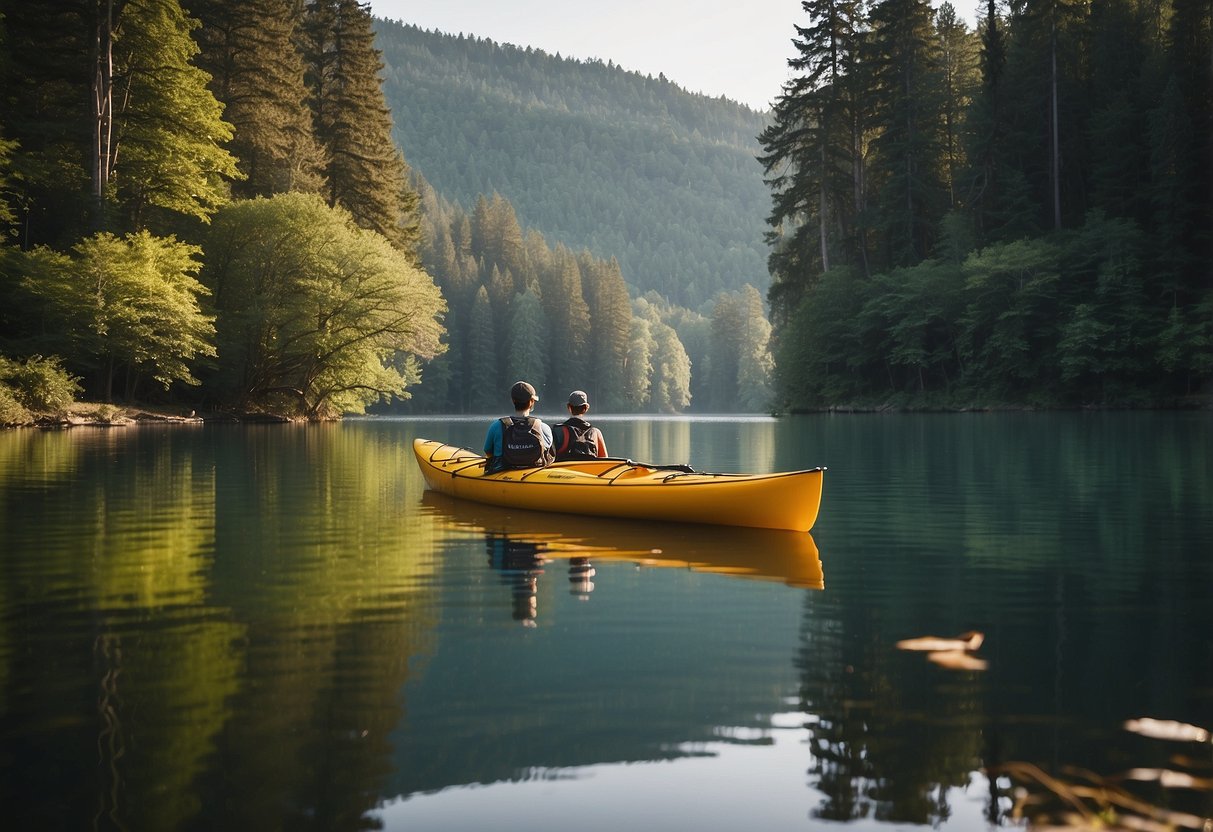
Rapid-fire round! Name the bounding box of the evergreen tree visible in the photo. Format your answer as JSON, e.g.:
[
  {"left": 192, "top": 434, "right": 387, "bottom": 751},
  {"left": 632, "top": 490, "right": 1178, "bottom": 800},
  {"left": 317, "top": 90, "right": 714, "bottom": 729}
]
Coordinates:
[
  {"left": 1164, "top": 0, "right": 1212, "bottom": 309},
  {"left": 109, "top": 0, "right": 240, "bottom": 228},
  {"left": 465, "top": 285, "right": 498, "bottom": 411},
  {"left": 759, "top": 0, "right": 866, "bottom": 319},
  {"left": 507, "top": 286, "right": 548, "bottom": 394},
  {"left": 302, "top": 0, "right": 420, "bottom": 258},
  {"left": 580, "top": 253, "right": 632, "bottom": 411},
  {"left": 934, "top": 4, "right": 978, "bottom": 211},
  {"left": 1001, "top": 0, "right": 1090, "bottom": 231},
  {"left": 650, "top": 319, "right": 692, "bottom": 413},
  {"left": 184, "top": 0, "right": 326, "bottom": 197},
  {"left": 736, "top": 285, "right": 774, "bottom": 411},
  {"left": 866, "top": 0, "right": 948, "bottom": 267},
  {"left": 963, "top": 0, "right": 1038, "bottom": 243},
  {"left": 538, "top": 246, "right": 590, "bottom": 395},
  {"left": 625, "top": 314, "right": 653, "bottom": 410},
  {"left": 471, "top": 192, "right": 525, "bottom": 277},
  {"left": 707, "top": 292, "right": 744, "bottom": 409}
]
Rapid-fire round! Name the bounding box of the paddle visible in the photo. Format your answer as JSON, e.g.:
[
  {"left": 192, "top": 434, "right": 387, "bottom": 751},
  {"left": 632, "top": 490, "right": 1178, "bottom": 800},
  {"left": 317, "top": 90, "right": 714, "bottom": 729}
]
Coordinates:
[{"left": 600, "top": 456, "right": 697, "bottom": 474}]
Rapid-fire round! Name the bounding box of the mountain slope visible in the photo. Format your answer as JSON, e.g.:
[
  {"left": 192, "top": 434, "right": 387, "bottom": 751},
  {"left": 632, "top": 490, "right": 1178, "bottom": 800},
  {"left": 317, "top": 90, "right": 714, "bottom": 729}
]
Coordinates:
[{"left": 374, "top": 20, "right": 771, "bottom": 310}]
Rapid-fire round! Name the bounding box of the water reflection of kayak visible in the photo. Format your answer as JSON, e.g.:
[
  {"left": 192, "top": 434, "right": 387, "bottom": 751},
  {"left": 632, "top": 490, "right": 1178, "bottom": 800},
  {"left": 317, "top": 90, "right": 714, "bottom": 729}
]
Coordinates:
[
  {"left": 420, "top": 490, "right": 824, "bottom": 590},
  {"left": 412, "top": 438, "right": 826, "bottom": 532}
]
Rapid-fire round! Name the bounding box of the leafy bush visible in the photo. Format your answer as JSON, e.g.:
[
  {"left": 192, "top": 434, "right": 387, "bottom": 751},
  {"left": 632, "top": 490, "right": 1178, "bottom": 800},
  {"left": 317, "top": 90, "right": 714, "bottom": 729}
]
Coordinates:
[
  {"left": 0, "top": 354, "right": 81, "bottom": 414},
  {"left": 0, "top": 383, "right": 31, "bottom": 425}
]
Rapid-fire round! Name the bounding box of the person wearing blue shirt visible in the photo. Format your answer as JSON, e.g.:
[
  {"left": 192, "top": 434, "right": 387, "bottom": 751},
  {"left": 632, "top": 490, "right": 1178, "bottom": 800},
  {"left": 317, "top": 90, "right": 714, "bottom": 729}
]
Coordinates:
[{"left": 483, "top": 380, "right": 554, "bottom": 473}]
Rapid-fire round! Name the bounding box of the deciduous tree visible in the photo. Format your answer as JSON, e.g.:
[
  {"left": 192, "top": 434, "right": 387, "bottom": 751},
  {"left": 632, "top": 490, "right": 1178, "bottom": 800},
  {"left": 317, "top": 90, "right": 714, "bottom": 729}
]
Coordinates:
[{"left": 203, "top": 192, "right": 443, "bottom": 418}]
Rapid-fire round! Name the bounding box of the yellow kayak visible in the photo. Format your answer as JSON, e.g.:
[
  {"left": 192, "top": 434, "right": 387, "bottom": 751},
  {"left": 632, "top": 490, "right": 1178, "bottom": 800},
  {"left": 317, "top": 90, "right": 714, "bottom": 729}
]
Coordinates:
[{"left": 412, "top": 438, "right": 825, "bottom": 532}]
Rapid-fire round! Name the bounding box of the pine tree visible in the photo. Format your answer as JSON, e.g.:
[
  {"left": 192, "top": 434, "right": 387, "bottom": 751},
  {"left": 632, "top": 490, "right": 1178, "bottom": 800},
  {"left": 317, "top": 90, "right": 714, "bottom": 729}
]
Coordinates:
[
  {"left": 302, "top": 0, "right": 419, "bottom": 258},
  {"left": 184, "top": 0, "right": 326, "bottom": 197},
  {"left": 866, "top": 0, "right": 948, "bottom": 267},
  {"left": 507, "top": 286, "right": 547, "bottom": 394},
  {"left": 109, "top": 0, "right": 240, "bottom": 228},
  {"left": 625, "top": 314, "right": 653, "bottom": 410},
  {"left": 934, "top": 3, "right": 978, "bottom": 211},
  {"left": 470, "top": 192, "right": 525, "bottom": 277},
  {"left": 650, "top": 320, "right": 692, "bottom": 413},
  {"left": 580, "top": 253, "right": 632, "bottom": 411},
  {"left": 465, "top": 285, "right": 498, "bottom": 411},
  {"left": 736, "top": 285, "right": 774, "bottom": 411},
  {"left": 758, "top": 0, "right": 866, "bottom": 319},
  {"left": 538, "top": 246, "right": 590, "bottom": 396},
  {"left": 1000, "top": 0, "right": 1091, "bottom": 231},
  {"left": 707, "top": 292, "right": 744, "bottom": 409}
]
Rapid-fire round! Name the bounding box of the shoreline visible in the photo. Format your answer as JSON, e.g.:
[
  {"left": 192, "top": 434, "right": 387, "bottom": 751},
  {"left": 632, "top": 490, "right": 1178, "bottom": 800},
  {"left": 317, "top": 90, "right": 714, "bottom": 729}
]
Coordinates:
[
  {"left": 5, "top": 395, "right": 1210, "bottom": 430},
  {"left": 4, "top": 403, "right": 298, "bottom": 429}
]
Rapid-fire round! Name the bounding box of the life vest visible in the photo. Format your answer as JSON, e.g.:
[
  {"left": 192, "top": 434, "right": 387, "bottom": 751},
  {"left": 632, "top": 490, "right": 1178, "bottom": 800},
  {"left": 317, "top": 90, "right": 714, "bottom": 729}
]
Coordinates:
[
  {"left": 554, "top": 418, "right": 599, "bottom": 461},
  {"left": 500, "top": 416, "right": 549, "bottom": 468}
]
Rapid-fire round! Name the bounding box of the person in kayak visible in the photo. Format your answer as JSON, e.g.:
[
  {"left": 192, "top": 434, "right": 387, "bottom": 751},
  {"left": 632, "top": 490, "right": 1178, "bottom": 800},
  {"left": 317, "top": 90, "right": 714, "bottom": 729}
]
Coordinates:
[
  {"left": 483, "top": 380, "right": 554, "bottom": 473},
  {"left": 552, "top": 390, "right": 608, "bottom": 461}
]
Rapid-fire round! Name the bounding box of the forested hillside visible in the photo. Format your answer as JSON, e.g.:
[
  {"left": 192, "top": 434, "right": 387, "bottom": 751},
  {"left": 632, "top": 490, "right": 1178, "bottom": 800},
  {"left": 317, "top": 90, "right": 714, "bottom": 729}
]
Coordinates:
[{"left": 373, "top": 20, "right": 771, "bottom": 310}]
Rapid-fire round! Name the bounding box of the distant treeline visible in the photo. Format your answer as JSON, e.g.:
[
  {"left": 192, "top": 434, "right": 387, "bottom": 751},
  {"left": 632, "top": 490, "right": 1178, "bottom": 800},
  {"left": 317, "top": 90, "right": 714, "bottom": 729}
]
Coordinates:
[
  {"left": 762, "top": 0, "right": 1211, "bottom": 409},
  {"left": 397, "top": 183, "right": 772, "bottom": 413},
  {"left": 0, "top": 0, "right": 774, "bottom": 420}
]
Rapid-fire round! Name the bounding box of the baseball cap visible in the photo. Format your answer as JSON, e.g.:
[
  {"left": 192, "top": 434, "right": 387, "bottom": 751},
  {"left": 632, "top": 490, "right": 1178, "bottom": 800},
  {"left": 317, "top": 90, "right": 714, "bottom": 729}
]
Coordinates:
[
  {"left": 510, "top": 380, "right": 538, "bottom": 403},
  {"left": 567, "top": 390, "right": 589, "bottom": 407}
]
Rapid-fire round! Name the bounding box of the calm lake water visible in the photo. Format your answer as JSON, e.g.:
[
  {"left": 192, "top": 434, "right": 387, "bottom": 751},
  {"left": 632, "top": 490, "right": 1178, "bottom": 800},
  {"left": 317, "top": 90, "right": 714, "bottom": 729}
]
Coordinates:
[{"left": 1, "top": 413, "right": 1210, "bottom": 831}]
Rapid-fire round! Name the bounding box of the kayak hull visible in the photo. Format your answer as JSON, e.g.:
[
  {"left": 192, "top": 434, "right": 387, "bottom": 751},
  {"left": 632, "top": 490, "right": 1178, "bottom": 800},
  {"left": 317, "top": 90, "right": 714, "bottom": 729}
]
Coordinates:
[{"left": 412, "top": 438, "right": 825, "bottom": 532}]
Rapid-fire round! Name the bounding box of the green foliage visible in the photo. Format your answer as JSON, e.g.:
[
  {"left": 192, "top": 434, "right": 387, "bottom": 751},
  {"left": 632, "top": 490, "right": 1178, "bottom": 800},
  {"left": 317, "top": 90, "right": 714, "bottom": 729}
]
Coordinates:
[
  {"left": 767, "top": 0, "right": 1210, "bottom": 408},
  {"left": 17, "top": 231, "right": 215, "bottom": 400},
  {"left": 774, "top": 266, "right": 874, "bottom": 409},
  {"left": 464, "top": 286, "right": 498, "bottom": 412},
  {"left": 507, "top": 287, "right": 547, "bottom": 393},
  {"left": 203, "top": 192, "right": 444, "bottom": 418},
  {"left": 0, "top": 354, "right": 81, "bottom": 415},
  {"left": 184, "top": 0, "right": 327, "bottom": 198},
  {"left": 304, "top": 0, "right": 420, "bottom": 257},
  {"left": 0, "top": 133, "right": 17, "bottom": 229},
  {"left": 624, "top": 315, "right": 654, "bottom": 410},
  {"left": 111, "top": 0, "right": 240, "bottom": 225},
  {"left": 650, "top": 320, "right": 692, "bottom": 413}
]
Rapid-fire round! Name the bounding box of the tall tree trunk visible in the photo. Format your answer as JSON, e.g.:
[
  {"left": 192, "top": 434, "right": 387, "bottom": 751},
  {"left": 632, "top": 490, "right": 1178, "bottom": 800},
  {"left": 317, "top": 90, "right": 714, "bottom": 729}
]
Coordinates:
[
  {"left": 819, "top": 144, "right": 830, "bottom": 272},
  {"left": 1050, "top": 20, "right": 1061, "bottom": 229},
  {"left": 92, "top": 0, "right": 115, "bottom": 220}
]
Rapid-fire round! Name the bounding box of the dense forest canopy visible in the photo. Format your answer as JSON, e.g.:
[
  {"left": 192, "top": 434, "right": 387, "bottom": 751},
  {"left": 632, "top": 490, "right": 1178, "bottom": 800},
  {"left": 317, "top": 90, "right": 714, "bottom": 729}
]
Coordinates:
[
  {"left": 0, "top": 0, "right": 1207, "bottom": 421},
  {"left": 761, "top": 0, "right": 1210, "bottom": 409},
  {"left": 0, "top": 0, "right": 775, "bottom": 419}
]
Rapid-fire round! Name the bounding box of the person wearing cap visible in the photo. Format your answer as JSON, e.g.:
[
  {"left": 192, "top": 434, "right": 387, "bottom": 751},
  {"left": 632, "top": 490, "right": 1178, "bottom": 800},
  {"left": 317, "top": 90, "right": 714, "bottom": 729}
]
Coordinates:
[
  {"left": 552, "top": 390, "right": 608, "bottom": 461},
  {"left": 483, "top": 380, "right": 554, "bottom": 474}
]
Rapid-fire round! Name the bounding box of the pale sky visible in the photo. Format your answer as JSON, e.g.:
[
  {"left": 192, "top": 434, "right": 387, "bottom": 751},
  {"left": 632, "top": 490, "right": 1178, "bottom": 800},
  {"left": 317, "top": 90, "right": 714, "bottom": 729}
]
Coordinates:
[{"left": 370, "top": 1, "right": 979, "bottom": 112}]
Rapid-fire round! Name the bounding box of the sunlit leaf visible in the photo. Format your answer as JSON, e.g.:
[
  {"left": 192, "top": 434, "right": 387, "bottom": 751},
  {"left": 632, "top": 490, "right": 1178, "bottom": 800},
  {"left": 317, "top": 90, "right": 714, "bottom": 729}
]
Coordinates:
[
  {"left": 1124, "top": 718, "right": 1211, "bottom": 744},
  {"left": 927, "top": 651, "right": 988, "bottom": 671},
  {"left": 1122, "top": 769, "right": 1213, "bottom": 790},
  {"left": 896, "top": 631, "right": 984, "bottom": 652}
]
